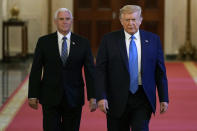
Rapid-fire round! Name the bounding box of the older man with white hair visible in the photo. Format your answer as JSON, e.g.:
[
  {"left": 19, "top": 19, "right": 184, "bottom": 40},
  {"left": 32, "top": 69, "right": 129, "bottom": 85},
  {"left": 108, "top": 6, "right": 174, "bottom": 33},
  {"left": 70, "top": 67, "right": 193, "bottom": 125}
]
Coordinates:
[
  {"left": 96, "top": 5, "right": 169, "bottom": 131},
  {"left": 28, "top": 8, "right": 96, "bottom": 131}
]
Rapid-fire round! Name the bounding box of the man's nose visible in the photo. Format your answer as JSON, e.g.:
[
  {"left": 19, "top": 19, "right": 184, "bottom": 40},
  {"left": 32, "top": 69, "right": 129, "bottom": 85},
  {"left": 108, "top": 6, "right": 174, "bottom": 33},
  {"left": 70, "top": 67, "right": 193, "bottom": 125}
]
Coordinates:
[
  {"left": 63, "top": 19, "right": 68, "bottom": 23},
  {"left": 128, "top": 20, "right": 133, "bottom": 25}
]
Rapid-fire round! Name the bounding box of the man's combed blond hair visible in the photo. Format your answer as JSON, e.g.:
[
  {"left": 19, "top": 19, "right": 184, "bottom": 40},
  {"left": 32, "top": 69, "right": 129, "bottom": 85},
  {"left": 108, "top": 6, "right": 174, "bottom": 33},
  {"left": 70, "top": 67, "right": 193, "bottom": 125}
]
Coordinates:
[{"left": 119, "top": 5, "right": 142, "bottom": 19}]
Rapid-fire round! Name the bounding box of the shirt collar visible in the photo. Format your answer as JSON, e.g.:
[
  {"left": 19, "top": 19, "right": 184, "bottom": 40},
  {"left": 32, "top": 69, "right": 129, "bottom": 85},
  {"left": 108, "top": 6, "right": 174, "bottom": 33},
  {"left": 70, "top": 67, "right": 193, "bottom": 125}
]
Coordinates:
[
  {"left": 57, "top": 31, "right": 71, "bottom": 41},
  {"left": 124, "top": 30, "right": 140, "bottom": 40}
]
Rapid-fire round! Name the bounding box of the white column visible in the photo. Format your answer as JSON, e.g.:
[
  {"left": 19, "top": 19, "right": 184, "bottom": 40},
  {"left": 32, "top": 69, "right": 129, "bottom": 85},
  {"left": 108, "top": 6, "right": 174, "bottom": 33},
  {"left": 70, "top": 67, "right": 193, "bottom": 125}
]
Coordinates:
[
  {"left": 164, "top": 0, "right": 173, "bottom": 55},
  {"left": 164, "top": 0, "right": 188, "bottom": 56},
  {"left": 191, "top": 0, "right": 197, "bottom": 47}
]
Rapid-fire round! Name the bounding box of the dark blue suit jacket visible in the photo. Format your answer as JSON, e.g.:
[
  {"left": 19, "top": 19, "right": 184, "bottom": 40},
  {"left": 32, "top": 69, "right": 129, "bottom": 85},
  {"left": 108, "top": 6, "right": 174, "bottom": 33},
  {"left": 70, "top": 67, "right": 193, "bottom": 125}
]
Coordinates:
[
  {"left": 28, "top": 32, "right": 95, "bottom": 107},
  {"left": 95, "top": 29, "right": 169, "bottom": 117}
]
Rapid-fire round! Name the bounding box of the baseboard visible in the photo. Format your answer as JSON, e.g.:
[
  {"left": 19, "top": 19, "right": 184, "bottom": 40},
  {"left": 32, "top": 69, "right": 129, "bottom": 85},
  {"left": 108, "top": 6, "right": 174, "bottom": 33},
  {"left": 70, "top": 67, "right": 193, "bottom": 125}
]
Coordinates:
[
  {"left": 165, "top": 54, "right": 177, "bottom": 61},
  {"left": 0, "top": 53, "right": 34, "bottom": 63}
]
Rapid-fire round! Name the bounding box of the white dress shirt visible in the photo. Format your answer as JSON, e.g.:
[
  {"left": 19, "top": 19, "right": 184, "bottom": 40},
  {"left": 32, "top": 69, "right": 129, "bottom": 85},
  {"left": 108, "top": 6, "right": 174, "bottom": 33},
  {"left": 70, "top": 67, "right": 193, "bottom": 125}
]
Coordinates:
[
  {"left": 124, "top": 30, "right": 142, "bottom": 85},
  {"left": 57, "top": 31, "right": 71, "bottom": 56}
]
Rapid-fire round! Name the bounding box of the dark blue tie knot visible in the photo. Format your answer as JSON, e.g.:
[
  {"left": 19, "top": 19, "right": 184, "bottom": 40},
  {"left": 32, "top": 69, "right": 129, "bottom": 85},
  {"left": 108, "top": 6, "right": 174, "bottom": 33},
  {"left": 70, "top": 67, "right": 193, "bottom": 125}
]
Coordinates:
[{"left": 63, "top": 37, "right": 67, "bottom": 41}]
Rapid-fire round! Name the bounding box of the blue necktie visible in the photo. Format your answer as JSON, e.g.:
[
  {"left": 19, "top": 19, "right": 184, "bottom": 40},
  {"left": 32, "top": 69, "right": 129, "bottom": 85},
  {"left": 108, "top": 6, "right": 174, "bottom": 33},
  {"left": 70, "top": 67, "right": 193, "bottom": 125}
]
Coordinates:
[
  {"left": 129, "top": 35, "right": 138, "bottom": 94},
  {"left": 61, "top": 37, "right": 68, "bottom": 65}
]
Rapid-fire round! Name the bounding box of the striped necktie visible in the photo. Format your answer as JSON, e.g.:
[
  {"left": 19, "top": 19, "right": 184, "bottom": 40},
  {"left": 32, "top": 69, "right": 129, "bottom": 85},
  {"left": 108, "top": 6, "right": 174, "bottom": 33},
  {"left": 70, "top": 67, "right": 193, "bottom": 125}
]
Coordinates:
[{"left": 61, "top": 37, "right": 68, "bottom": 65}]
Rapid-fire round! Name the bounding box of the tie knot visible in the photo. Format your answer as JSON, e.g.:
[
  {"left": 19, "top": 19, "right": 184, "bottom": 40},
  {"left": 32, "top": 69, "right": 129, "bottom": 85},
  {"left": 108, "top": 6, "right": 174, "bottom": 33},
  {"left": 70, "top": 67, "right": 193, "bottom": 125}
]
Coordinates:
[
  {"left": 131, "top": 35, "right": 135, "bottom": 40},
  {"left": 62, "top": 37, "right": 67, "bottom": 41}
]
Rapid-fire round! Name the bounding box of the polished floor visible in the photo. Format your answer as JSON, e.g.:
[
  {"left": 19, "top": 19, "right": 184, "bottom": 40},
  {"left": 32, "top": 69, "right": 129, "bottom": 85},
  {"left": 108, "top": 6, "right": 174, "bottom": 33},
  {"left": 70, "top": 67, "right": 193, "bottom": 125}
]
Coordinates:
[{"left": 0, "top": 58, "right": 32, "bottom": 107}]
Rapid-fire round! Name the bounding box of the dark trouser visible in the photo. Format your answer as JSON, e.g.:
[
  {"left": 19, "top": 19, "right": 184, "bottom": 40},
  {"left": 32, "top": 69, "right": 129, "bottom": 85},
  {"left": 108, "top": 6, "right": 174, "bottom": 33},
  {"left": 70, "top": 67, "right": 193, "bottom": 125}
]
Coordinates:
[
  {"left": 107, "top": 86, "right": 152, "bottom": 131},
  {"left": 42, "top": 95, "right": 82, "bottom": 131}
]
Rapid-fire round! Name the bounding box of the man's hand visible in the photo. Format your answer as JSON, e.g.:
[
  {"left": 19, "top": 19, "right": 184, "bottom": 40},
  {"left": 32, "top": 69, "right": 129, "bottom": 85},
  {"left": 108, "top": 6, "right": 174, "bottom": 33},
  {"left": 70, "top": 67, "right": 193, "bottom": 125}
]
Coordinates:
[
  {"left": 28, "top": 98, "right": 39, "bottom": 110},
  {"left": 89, "top": 98, "right": 97, "bottom": 112},
  {"left": 98, "top": 99, "right": 108, "bottom": 114},
  {"left": 160, "top": 102, "right": 168, "bottom": 114}
]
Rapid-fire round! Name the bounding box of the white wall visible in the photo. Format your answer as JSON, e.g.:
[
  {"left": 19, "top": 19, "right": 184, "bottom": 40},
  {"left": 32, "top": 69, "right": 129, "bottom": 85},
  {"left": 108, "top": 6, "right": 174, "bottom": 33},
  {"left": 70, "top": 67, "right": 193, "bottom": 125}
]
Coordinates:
[
  {"left": 2, "top": 0, "right": 48, "bottom": 54},
  {"left": 41, "top": 0, "right": 49, "bottom": 36},
  {"left": 191, "top": 0, "right": 197, "bottom": 49},
  {"left": 165, "top": 0, "right": 187, "bottom": 55},
  {"left": 20, "top": 0, "right": 48, "bottom": 53},
  {"left": 164, "top": 0, "right": 197, "bottom": 55},
  {"left": 4, "top": 0, "right": 73, "bottom": 55}
]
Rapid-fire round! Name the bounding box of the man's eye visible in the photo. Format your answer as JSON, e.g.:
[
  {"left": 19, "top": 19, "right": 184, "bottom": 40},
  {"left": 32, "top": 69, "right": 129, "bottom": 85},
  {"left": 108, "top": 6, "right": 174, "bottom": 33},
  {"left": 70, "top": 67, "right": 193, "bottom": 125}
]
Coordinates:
[{"left": 58, "top": 18, "right": 71, "bottom": 21}]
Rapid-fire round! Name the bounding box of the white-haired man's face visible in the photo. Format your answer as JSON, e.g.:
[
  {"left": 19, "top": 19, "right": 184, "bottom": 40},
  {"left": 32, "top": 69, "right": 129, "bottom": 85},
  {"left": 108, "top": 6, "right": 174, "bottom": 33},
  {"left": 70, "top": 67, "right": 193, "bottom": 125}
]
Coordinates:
[
  {"left": 54, "top": 11, "right": 73, "bottom": 35},
  {"left": 120, "top": 11, "right": 142, "bottom": 35}
]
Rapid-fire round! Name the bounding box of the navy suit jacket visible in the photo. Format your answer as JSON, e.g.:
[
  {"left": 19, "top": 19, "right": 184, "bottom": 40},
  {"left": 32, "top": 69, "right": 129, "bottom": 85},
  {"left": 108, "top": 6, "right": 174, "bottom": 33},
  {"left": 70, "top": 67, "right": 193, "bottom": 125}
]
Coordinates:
[
  {"left": 28, "top": 32, "right": 95, "bottom": 107},
  {"left": 95, "top": 29, "right": 169, "bottom": 117}
]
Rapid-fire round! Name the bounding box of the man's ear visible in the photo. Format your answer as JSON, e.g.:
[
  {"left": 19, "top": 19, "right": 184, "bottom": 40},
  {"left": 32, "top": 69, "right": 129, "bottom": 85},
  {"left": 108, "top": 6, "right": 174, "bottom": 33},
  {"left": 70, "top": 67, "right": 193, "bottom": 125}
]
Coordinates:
[
  {"left": 140, "top": 16, "right": 143, "bottom": 22},
  {"left": 120, "top": 18, "right": 123, "bottom": 26}
]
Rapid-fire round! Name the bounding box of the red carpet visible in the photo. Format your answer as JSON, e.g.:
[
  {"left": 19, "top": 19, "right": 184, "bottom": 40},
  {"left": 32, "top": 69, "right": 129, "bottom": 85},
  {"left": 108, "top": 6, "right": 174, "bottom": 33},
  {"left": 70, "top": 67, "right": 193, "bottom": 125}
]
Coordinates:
[
  {"left": 3, "top": 62, "right": 197, "bottom": 131},
  {"left": 150, "top": 62, "right": 197, "bottom": 131}
]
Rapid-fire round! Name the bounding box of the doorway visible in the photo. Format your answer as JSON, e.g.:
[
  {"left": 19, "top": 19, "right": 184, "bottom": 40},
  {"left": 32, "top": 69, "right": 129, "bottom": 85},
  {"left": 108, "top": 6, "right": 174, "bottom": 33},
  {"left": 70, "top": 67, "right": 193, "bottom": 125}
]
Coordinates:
[{"left": 74, "top": 0, "right": 164, "bottom": 56}]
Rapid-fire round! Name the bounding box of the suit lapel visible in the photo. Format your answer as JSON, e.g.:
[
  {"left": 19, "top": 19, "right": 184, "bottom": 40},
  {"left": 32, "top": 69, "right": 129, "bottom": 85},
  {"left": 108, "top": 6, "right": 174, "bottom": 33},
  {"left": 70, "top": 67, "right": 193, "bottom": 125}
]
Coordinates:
[
  {"left": 118, "top": 30, "right": 150, "bottom": 74},
  {"left": 64, "top": 33, "right": 78, "bottom": 65},
  {"left": 69, "top": 33, "right": 77, "bottom": 57},
  {"left": 51, "top": 32, "right": 62, "bottom": 65},
  {"left": 140, "top": 30, "right": 149, "bottom": 75},
  {"left": 118, "top": 30, "right": 129, "bottom": 72}
]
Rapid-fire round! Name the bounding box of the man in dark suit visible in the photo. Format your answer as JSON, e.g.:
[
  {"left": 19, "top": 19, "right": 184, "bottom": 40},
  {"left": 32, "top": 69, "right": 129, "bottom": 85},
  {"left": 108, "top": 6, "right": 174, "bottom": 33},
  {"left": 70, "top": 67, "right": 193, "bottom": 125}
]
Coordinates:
[
  {"left": 28, "top": 8, "right": 96, "bottom": 131},
  {"left": 95, "top": 5, "right": 169, "bottom": 131}
]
